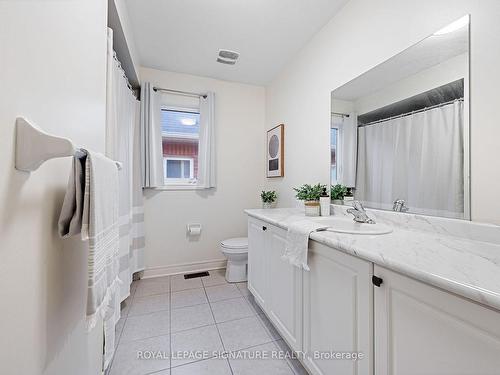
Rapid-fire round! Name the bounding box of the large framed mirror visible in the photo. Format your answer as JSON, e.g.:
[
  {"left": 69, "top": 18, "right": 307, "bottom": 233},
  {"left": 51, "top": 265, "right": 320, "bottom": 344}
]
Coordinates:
[{"left": 331, "top": 15, "right": 470, "bottom": 220}]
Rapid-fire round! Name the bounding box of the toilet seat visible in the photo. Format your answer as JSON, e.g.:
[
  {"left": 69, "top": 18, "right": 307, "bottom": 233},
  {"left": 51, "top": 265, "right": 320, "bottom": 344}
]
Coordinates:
[{"left": 221, "top": 237, "right": 248, "bottom": 252}]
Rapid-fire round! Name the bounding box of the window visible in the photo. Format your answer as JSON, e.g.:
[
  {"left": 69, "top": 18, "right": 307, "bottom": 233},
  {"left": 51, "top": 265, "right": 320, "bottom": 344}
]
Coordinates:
[
  {"left": 161, "top": 107, "right": 200, "bottom": 185},
  {"left": 330, "top": 127, "right": 338, "bottom": 184},
  {"left": 164, "top": 157, "right": 194, "bottom": 180}
]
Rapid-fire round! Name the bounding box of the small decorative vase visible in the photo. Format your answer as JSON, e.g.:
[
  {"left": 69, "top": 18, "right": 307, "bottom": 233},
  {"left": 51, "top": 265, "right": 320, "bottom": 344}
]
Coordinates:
[
  {"left": 304, "top": 201, "right": 320, "bottom": 216},
  {"left": 262, "top": 202, "right": 273, "bottom": 209},
  {"left": 332, "top": 199, "right": 344, "bottom": 205}
]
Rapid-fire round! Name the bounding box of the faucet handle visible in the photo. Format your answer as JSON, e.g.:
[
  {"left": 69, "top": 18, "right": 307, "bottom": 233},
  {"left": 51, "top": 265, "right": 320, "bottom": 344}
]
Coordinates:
[
  {"left": 393, "top": 199, "right": 409, "bottom": 212},
  {"left": 352, "top": 200, "right": 365, "bottom": 211}
]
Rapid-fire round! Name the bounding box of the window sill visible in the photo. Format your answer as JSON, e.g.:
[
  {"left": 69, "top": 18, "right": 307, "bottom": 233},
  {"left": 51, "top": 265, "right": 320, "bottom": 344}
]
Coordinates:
[{"left": 147, "top": 185, "right": 210, "bottom": 191}]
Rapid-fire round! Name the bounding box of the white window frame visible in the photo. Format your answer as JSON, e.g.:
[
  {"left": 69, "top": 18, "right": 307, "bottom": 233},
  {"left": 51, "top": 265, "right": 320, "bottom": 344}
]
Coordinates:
[
  {"left": 163, "top": 157, "right": 195, "bottom": 185},
  {"left": 330, "top": 124, "right": 340, "bottom": 185},
  {"left": 161, "top": 106, "right": 200, "bottom": 188}
]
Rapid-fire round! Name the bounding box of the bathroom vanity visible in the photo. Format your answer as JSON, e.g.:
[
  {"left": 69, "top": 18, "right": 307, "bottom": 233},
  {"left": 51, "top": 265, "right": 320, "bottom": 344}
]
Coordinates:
[{"left": 245, "top": 207, "right": 500, "bottom": 375}]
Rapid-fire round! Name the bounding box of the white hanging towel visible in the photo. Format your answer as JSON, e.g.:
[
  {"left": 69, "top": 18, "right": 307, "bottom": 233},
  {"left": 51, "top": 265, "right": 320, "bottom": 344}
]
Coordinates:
[
  {"left": 283, "top": 220, "right": 329, "bottom": 270},
  {"left": 58, "top": 149, "right": 121, "bottom": 365}
]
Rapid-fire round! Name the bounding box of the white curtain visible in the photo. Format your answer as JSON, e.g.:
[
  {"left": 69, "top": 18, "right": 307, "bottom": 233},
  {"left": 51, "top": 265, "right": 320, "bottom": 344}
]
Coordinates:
[
  {"left": 198, "top": 92, "right": 216, "bottom": 188},
  {"left": 140, "top": 82, "right": 164, "bottom": 187},
  {"left": 338, "top": 113, "right": 357, "bottom": 187},
  {"left": 105, "top": 28, "right": 145, "bottom": 368},
  {"left": 356, "top": 100, "right": 464, "bottom": 218}
]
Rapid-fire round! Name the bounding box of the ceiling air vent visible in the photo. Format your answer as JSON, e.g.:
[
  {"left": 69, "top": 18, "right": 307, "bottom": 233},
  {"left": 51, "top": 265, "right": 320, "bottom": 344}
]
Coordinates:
[
  {"left": 216, "top": 57, "right": 236, "bottom": 65},
  {"left": 217, "top": 49, "right": 239, "bottom": 65}
]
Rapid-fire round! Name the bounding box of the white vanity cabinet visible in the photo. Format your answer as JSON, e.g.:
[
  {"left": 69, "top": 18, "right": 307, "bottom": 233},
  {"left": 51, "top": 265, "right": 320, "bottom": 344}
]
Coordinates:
[
  {"left": 247, "top": 218, "right": 372, "bottom": 373},
  {"left": 247, "top": 217, "right": 303, "bottom": 351},
  {"left": 303, "top": 240, "right": 373, "bottom": 375},
  {"left": 247, "top": 214, "right": 500, "bottom": 375},
  {"left": 267, "top": 224, "right": 303, "bottom": 351},
  {"left": 247, "top": 218, "right": 269, "bottom": 308},
  {"left": 374, "top": 265, "right": 500, "bottom": 375}
]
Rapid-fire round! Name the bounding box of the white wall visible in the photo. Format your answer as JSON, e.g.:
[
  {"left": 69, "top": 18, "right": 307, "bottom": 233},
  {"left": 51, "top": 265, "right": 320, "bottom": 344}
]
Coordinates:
[
  {"left": 140, "top": 68, "right": 266, "bottom": 276},
  {"left": 0, "top": 1, "right": 107, "bottom": 374},
  {"left": 266, "top": 0, "right": 500, "bottom": 224},
  {"left": 113, "top": 0, "right": 140, "bottom": 72},
  {"left": 110, "top": 0, "right": 141, "bottom": 86}
]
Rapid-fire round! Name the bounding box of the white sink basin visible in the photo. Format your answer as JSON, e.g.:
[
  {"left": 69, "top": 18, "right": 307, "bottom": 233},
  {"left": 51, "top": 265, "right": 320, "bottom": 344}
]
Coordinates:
[{"left": 312, "top": 216, "right": 393, "bottom": 235}]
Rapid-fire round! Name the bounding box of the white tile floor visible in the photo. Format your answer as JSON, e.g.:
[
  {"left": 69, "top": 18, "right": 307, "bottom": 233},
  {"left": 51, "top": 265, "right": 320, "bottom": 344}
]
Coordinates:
[{"left": 109, "top": 269, "right": 308, "bottom": 375}]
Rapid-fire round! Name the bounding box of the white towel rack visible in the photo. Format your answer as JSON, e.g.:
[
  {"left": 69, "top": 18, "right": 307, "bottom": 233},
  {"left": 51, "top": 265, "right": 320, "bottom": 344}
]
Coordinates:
[{"left": 14, "top": 117, "right": 122, "bottom": 172}]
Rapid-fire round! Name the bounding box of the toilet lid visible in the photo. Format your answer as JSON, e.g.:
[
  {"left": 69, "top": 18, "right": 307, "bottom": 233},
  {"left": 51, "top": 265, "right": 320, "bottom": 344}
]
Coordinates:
[{"left": 221, "top": 237, "right": 248, "bottom": 250}]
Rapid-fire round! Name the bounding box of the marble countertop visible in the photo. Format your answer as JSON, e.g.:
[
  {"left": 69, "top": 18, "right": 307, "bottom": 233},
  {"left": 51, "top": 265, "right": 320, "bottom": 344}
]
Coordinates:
[{"left": 245, "top": 207, "right": 500, "bottom": 311}]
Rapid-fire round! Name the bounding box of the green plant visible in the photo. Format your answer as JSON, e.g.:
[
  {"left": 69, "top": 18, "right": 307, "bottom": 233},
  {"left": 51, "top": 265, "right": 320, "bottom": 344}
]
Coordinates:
[
  {"left": 293, "top": 183, "right": 326, "bottom": 201},
  {"left": 261, "top": 190, "right": 277, "bottom": 203},
  {"left": 331, "top": 184, "right": 348, "bottom": 200}
]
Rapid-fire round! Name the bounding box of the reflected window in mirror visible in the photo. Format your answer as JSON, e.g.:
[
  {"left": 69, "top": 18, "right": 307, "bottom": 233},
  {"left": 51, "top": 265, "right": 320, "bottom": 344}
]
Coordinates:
[{"left": 330, "top": 121, "right": 339, "bottom": 185}]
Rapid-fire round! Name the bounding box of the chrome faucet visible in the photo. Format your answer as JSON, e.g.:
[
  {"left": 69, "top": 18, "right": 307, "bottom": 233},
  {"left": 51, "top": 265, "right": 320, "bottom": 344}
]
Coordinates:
[
  {"left": 347, "top": 201, "right": 375, "bottom": 224},
  {"left": 393, "top": 199, "right": 409, "bottom": 212}
]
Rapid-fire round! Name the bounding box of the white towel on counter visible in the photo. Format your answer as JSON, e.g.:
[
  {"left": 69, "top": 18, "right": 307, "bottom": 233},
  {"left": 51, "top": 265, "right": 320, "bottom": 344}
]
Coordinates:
[
  {"left": 283, "top": 220, "right": 329, "bottom": 271},
  {"left": 58, "top": 149, "right": 121, "bottom": 366}
]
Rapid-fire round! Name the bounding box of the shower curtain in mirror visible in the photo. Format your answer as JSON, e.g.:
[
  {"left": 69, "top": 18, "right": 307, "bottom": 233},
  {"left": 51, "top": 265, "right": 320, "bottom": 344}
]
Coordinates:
[
  {"left": 104, "top": 28, "right": 145, "bottom": 368},
  {"left": 356, "top": 100, "right": 464, "bottom": 219}
]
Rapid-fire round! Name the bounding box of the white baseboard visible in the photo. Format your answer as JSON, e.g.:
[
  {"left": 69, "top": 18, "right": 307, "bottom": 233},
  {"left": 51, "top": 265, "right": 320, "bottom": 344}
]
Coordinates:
[{"left": 142, "top": 259, "right": 227, "bottom": 279}]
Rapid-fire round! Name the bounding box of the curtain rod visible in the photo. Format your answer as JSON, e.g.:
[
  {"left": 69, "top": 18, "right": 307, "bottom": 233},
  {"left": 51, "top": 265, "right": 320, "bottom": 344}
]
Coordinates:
[
  {"left": 153, "top": 87, "right": 207, "bottom": 99},
  {"left": 359, "top": 98, "right": 464, "bottom": 127},
  {"left": 331, "top": 111, "right": 350, "bottom": 117}
]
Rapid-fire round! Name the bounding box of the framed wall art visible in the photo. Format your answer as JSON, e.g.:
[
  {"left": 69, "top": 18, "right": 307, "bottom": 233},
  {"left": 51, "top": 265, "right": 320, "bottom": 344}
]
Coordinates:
[{"left": 266, "top": 124, "right": 284, "bottom": 178}]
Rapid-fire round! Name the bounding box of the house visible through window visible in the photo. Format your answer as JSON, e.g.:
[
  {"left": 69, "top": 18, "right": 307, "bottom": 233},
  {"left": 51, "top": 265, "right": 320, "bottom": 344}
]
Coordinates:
[{"left": 161, "top": 108, "right": 200, "bottom": 184}]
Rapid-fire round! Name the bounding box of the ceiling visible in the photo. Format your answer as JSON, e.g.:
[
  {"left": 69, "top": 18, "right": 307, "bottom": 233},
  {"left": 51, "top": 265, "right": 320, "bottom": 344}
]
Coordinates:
[
  {"left": 333, "top": 24, "right": 469, "bottom": 101},
  {"left": 124, "top": 0, "right": 349, "bottom": 85}
]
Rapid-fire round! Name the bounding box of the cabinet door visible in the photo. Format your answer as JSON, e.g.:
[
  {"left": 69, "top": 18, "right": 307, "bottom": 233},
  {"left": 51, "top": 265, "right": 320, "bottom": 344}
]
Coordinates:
[
  {"left": 247, "top": 218, "right": 268, "bottom": 308},
  {"left": 303, "top": 241, "right": 373, "bottom": 375},
  {"left": 267, "top": 225, "right": 302, "bottom": 352},
  {"left": 374, "top": 265, "right": 500, "bottom": 375}
]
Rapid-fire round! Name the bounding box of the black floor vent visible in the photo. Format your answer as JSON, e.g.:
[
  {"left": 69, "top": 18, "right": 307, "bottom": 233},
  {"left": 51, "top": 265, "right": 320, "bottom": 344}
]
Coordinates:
[{"left": 184, "top": 271, "right": 209, "bottom": 279}]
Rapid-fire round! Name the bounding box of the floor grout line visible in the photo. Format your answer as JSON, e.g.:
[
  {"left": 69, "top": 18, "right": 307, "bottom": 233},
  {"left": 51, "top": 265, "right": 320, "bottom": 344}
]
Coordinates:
[
  {"left": 240, "top": 295, "right": 306, "bottom": 375},
  {"left": 133, "top": 291, "right": 170, "bottom": 299},
  {"left": 165, "top": 338, "right": 295, "bottom": 373},
  {"left": 108, "top": 281, "right": 136, "bottom": 373},
  {"left": 202, "top": 279, "right": 235, "bottom": 375},
  {"left": 111, "top": 274, "right": 305, "bottom": 374},
  {"left": 275, "top": 340, "right": 304, "bottom": 375},
  {"left": 132, "top": 291, "right": 170, "bottom": 300},
  {"left": 120, "top": 311, "right": 277, "bottom": 346},
  {"left": 127, "top": 307, "right": 170, "bottom": 318}
]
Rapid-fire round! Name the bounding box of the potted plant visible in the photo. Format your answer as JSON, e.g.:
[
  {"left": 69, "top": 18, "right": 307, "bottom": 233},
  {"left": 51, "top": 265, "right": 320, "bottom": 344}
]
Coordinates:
[
  {"left": 261, "top": 190, "right": 277, "bottom": 209},
  {"left": 331, "top": 184, "right": 348, "bottom": 205},
  {"left": 293, "top": 183, "right": 326, "bottom": 216}
]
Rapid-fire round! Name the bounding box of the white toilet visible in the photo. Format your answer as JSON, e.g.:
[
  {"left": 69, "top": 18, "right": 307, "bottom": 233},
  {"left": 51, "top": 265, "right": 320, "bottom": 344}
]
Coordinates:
[{"left": 220, "top": 237, "right": 248, "bottom": 282}]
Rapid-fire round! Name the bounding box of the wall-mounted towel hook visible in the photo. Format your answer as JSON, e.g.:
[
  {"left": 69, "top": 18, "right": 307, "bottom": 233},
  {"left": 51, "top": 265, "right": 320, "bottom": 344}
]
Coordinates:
[
  {"left": 15, "top": 117, "right": 122, "bottom": 172},
  {"left": 15, "top": 117, "right": 76, "bottom": 172}
]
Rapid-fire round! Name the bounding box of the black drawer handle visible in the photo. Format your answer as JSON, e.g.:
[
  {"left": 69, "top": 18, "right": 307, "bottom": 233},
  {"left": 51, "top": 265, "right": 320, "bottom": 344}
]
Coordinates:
[
  {"left": 372, "top": 275, "right": 383, "bottom": 287},
  {"left": 262, "top": 226, "right": 267, "bottom": 231}
]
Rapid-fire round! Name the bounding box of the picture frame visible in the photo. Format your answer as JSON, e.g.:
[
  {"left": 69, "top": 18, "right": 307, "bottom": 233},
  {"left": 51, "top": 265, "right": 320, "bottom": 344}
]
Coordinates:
[{"left": 266, "top": 124, "right": 284, "bottom": 178}]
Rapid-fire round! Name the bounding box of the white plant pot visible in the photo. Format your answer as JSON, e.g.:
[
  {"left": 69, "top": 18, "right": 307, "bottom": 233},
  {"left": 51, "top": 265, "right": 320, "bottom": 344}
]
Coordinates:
[
  {"left": 332, "top": 199, "right": 344, "bottom": 205},
  {"left": 304, "top": 201, "right": 320, "bottom": 216},
  {"left": 262, "top": 201, "right": 276, "bottom": 209}
]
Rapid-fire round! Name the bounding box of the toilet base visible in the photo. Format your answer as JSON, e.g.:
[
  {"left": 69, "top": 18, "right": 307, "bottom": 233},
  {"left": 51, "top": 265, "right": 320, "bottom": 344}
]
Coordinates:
[{"left": 225, "top": 260, "right": 247, "bottom": 283}]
